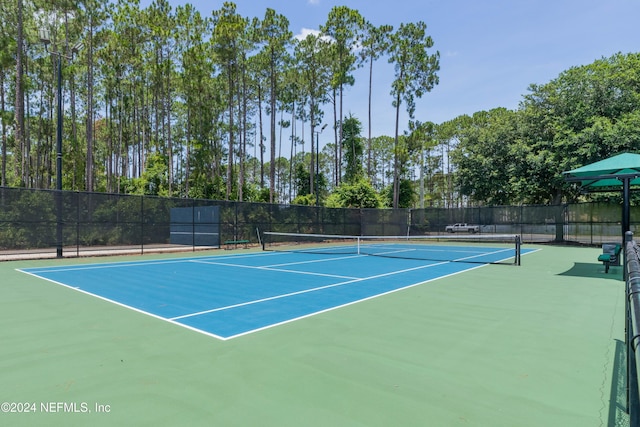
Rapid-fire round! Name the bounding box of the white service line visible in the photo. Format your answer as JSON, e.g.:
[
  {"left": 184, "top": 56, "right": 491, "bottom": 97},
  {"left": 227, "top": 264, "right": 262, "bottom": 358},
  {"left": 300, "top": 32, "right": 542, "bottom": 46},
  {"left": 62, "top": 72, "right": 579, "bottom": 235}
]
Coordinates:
[
  {"left": 170, "top": 259, "right": 451, "bottom": 321},
  {"left": 19, "top": 251, "right": 284, "bottom": 274},
  {"left": 189, "top": 258, "right": 361, "bottom": 280}
]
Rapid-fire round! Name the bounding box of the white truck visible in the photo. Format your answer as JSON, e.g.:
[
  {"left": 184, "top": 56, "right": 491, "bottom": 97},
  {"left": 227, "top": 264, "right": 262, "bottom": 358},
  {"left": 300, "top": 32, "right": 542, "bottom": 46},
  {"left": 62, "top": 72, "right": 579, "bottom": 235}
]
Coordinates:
[{"left": 445, "top": 223, "right": 480, "bottom": 233}]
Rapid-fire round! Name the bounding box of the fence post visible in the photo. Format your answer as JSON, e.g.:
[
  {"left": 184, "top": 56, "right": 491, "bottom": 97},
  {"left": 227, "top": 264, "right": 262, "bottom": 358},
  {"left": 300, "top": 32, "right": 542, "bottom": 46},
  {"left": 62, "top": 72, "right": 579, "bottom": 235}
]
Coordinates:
[
  {"left": 192, "top": 199, "right": 196, "bottom": 252},
  {"left": 76, "top": 192, "right": 80, "bottom": 257},
  {"left": 55, "top": 190, "right": 63, "bottom": 258},
  {"left": 626, "top": 231, "right": 634, "bottom": 281},
  {"left": 140, "top": 195, "right": 144, "bottom": 255},
  {"left": 625, "top": 232, "right": 640, "bottom": 425}
]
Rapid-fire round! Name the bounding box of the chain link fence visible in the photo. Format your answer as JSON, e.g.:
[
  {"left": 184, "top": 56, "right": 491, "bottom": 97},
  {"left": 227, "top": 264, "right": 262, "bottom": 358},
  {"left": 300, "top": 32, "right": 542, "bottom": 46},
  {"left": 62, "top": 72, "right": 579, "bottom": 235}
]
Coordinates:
[{"left": 0, "top": 187, "right": 636, "bottom": 259}]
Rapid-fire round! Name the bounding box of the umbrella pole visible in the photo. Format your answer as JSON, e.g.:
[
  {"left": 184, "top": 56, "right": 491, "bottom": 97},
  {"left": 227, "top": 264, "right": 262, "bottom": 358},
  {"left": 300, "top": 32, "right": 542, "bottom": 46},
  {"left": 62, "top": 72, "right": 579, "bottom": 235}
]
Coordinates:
[{"left": 624, "top": 177, "right": 631, "bottom": 244}]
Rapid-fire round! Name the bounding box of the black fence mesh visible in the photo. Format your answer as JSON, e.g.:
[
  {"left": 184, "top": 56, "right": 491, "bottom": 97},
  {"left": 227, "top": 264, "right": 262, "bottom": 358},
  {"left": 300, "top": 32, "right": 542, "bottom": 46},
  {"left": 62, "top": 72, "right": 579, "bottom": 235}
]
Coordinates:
[
  {"left": 361, "top": 209, "right": 409, "bottom": 236},
  {"left": 1, "top": 186, "right": 638, "bottom": 259}
]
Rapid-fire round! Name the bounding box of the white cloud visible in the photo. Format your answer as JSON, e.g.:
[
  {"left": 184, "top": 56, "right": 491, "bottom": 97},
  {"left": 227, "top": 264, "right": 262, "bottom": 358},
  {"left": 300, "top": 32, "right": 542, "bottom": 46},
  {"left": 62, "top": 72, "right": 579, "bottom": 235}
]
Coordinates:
[{"left": 296, "top": 27, "right": 321, "bottom": 41}]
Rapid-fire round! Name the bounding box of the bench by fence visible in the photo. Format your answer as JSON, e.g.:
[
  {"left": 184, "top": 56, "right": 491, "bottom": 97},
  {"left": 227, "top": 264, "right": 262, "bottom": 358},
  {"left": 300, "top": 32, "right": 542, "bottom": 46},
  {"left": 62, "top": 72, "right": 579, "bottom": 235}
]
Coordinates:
[
  {"left": 224, "top": 239, "right": 250, "bottom": 249},
  {"left": 598, "top": 243, "right": 622, "bottom": 273}
]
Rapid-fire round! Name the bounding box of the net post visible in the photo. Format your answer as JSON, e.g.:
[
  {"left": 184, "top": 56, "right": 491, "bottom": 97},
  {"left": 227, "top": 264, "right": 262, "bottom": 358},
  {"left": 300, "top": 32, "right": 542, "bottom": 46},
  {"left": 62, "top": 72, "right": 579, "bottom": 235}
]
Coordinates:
[
  {"left": 357, "top": 236, "right": 361, "bottom": 255},
  {"left": 256, "top": 227, "right": 263, "bottom": 249},
  {"left": 515, "top": 235, "right": 521, "bottom": 266}
]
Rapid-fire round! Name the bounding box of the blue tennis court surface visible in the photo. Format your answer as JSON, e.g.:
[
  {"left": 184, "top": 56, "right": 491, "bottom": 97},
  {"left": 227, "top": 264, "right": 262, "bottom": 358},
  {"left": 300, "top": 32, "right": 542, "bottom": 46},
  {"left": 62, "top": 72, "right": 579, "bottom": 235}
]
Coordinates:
[{"left": 18, "top": 245, "right": 533, "bottom": 340}]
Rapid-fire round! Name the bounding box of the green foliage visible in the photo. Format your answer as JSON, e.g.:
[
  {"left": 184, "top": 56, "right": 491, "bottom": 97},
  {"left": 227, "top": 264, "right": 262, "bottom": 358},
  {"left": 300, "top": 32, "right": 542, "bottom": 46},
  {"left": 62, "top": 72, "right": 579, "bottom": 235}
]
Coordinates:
[
  {"left": 4, "top": 0, "right": 639, "bottom": 210},
  {"left": 383, "top": 179, "right": 416, "bottom": 208},
  {"left": 119, "top": 153, "right": 169, "bottom": 196},
  {"left": 186, "top": 174, "right": 226, "bottom": 201},
  {"left": 321, "top": 6, "right": 365, "bottom": 89},
  {"left": 449, "top": 108, "right": 518, "bottom": 205},
  {"left": 294, "top": 162, "right": 327, "bottom": 203},
  {"left": 387, "top": 21, "right": 439, "bottom": 207},
  {"left": 341, "top": 114, "right": 364, "bottom": 183},
  {"left": 291, "top": 193, "right": 317, "bottom": 206},
  {"left": 242, "top": 184, "right": 271, "bottom": 203},
  {"left": 388, "top": 22, "right": 439, "bottom": 118},
  {"left": 518, "top": 53, "right": 640, "bottom": 203},
  {"left": 294, "top": 31, "right": 333, "bottom": 198},
  {"left": 448, "top": 52, "right": 640, "bottom": 205},
  {"left": 325, "top": 177, "right": 383, "bottom": 208}
]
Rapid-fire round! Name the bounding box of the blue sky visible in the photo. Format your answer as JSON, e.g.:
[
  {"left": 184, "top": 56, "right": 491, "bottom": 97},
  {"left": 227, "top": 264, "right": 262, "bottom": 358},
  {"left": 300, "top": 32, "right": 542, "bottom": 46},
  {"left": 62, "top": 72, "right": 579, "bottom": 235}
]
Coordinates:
[{"left": 140, "top": 0, "right": 639, "bottom": 139}]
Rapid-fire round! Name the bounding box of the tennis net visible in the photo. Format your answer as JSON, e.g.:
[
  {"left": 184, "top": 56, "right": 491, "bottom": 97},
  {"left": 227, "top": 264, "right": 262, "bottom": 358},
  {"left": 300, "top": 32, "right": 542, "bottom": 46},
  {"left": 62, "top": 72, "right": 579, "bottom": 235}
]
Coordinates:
[{"left": 261, "top": 232, "right": 522, "bottom": 265}]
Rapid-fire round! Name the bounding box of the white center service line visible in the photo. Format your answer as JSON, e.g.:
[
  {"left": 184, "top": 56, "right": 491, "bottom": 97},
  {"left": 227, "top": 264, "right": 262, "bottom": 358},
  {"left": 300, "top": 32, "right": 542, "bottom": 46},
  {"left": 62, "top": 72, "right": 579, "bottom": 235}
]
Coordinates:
[
  {"left": 170, "top": 260, "right": 451, "bottom": 321},
  {"left": 189, "top": 258, "right": 360, "bottom": 280}
]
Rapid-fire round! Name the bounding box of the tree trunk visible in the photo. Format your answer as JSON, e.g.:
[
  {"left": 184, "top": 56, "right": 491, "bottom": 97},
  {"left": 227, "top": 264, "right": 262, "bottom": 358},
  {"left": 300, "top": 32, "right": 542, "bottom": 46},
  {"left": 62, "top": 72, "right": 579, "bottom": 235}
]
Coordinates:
[
  {"left": 367, "top": 55, "right": 373, "bottom": 177},
  {"left": 15, "top": 0, "right": 26, "bottom": 186},
  {"left": 226, "top": 65, "right": 234, "bottom": 200},
  {"left": 258, "top": 84, "right": 264, "bottom": 188},
  {"left": 166, "top": 53, "right": 173, "bottom": 196},
  {"left": 86, "top": 23, "right": 94, "bottom": 192},
  {"left": 393, "top": 90, "right": 402, "bottom": 208},
  {"left": 1, "top": 69, "right": 6, "bottom": 186},
  {"left": 269, "top": 58, "right": 276, "bottom": 203}
]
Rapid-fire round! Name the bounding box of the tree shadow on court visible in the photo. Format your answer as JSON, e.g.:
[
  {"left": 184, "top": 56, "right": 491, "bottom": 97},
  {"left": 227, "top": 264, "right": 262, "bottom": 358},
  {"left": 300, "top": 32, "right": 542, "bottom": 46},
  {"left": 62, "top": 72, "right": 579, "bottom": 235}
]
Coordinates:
[{"left": 558, "top": 262, "right": 623, "bottom": 281}]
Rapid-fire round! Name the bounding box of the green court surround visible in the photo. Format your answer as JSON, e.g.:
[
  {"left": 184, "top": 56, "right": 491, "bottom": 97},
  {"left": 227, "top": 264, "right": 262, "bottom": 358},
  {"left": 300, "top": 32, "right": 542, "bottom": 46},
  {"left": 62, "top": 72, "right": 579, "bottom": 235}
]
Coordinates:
[{"left": 0, "top": 245, "right": 629, "bottom": 426}]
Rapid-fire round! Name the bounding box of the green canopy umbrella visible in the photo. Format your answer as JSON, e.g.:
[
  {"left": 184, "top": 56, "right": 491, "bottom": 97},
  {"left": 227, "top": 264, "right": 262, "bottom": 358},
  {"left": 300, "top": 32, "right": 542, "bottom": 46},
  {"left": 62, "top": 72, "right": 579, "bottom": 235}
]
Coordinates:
[{"left": 563, "top": 152, "right": 640, "bottom": 242}]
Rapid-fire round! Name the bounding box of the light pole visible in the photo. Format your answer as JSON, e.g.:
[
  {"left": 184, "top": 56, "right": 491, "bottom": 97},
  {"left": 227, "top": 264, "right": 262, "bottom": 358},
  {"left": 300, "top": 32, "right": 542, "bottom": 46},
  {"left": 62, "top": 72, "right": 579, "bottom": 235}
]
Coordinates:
[
  {"left": 40, "top": 28, "right": 81, "bottom": 258},
  {"left": 316, "top": 124, "right": 327, "bottom": 207}
]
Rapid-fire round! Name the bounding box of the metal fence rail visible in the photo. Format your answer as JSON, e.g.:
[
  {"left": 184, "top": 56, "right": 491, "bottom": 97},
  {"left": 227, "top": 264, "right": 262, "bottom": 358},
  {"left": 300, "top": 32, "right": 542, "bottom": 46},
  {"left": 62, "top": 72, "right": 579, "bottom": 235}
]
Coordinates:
[{"left": 626, "top": 232, "right": 640, "bottom": 426}]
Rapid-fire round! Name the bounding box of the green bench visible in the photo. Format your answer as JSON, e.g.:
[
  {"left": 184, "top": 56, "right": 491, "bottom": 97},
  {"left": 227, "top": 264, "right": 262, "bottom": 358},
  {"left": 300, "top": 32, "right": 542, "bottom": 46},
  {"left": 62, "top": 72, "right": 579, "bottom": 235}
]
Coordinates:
[
  {"left": 224, "top": 239, "right": 250, "bottom": 249},
  {"left": 598, "top": 243, "right": 622, "bottom": 273}
]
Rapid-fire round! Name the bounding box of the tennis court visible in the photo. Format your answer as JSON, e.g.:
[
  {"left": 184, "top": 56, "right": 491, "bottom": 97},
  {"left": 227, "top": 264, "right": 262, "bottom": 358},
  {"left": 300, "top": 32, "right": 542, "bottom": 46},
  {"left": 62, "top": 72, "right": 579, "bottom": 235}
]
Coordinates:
[
  {"left": 18, "top": 235, "right": 528, "bottom": 340},
  {"left": 0, "top": 242, "right": 629, "bottom": 427}
]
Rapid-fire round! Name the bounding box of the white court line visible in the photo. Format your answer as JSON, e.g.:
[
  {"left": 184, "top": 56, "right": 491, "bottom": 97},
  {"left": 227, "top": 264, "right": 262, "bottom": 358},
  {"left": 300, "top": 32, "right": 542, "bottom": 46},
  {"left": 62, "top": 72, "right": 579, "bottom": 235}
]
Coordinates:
[
  {"left": 173, "top": 246, "right": 519, "bottom": 322},
  {"left": 17, "top": 269, "right": 228, "bottom": 340},
  {"left": 258, "top": 254, "right": 364, "bottom": 268},
  {"left": 18, "top": 251, "right": 284, "bottom": 274},
  {"left": 222, "top": 264, "right": 483, "bottom": 340},
  {"left": 218, "top": 248, "right": 537, "bottom": 340},
  {"left": 189, "top": 258, "right": 360, "bottom": 280},
  {"left": 170, "top": 259, "right": 451, "bottom": 321},
  {"left": 190, "top": 252, "right": 363, "bottom": 268},
  {"left": 369, "top": 246, "right": 514, "bottom": 260},
  {"left": 17, "top": 247, "right": 537, "bottom": 341}
]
